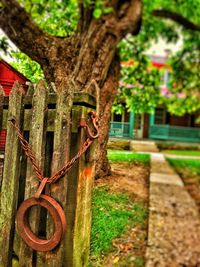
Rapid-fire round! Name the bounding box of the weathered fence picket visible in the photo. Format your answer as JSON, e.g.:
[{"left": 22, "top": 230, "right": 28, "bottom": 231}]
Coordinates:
[
  {"left": 72, "top": 107, "right": 96, "bottom": 267},
  {"left": 0, "top": 81, "right": 96, "bottom": 267},
  {"left": 19, "top": 81, "right": 49, "bottom": 266},
  {"left": 0, "top": 82, "right": 24, "bottom": 267},
  {"left": 45, "top": 88, "right": 73, "bottom": 267}
]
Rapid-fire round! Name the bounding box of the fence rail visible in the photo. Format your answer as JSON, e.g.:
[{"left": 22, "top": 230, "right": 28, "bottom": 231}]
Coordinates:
[
  {"left": 109, "top": 121, "right": 130, "bottom": 138},
  {"left": 149, "top": 124, "right": 200, "bottom": 142}
]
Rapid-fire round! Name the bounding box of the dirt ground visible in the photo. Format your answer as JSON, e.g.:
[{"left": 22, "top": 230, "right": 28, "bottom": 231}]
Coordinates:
[
  {"left": 94, "top": 162, "right": 150, "bottom": 266},
  {"left": 174, "top": 168, "right": 200, "bottom": 213},
  {"left": 186, "top": 180, "right": 200, "bottom": 210}
]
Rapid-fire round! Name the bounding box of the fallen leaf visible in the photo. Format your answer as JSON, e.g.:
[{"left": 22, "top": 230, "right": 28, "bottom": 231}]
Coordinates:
[
  {"left": 113, "top": 256, "right": 120, "bottom": 263},
  {"left": 120, "top": 242, "right": 133, "bottom": 252}
]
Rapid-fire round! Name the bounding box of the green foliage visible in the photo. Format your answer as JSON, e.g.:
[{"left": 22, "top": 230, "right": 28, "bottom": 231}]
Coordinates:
[
  {"left": 90, "top": 187, "right": 147, "bottom": 261},
  {"left": 117, "top": 36, "right": 161, "bottom": 114},
  {"left": 107, "top": 150, "right": 150, "bottom": 165},
  {"left": 18, "top": 0, "right": 78, "bottom": 36},
  {"left": 83, "top": 0, "right": 113, "bottom": 19},
  {"left": 0, "top": 36, "right": 10, "bottom": 55},
  {"left": 18, "top": 0, "right": 113, "bottom": 34},
  {"left": 141, "top": 1, "right": 180, "bottom": 44},
  {"left": 11, "top": 51, "right": 44, "bottom": 83},
  {"left": 117, "top": 0, "right": 200, "bottom": 116},
  {"left": 121, "top": 64, "right": 161, "bottom": 113},
  {"left": 165, "top": 32, "right": 200, "bottom": 115},
  {"left": 164, "top": 92, "right": 200, "bottom": 116},
  {"left": 117, "top": 33, "right": 164, "bottom": 115}
]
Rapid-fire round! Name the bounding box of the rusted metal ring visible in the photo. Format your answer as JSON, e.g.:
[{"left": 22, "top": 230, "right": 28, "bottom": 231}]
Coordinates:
[{"left": 16, "top": 194, "right": 66, "bottom": 252}]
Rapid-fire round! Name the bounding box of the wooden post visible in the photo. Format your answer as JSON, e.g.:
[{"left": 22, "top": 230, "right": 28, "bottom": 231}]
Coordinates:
[
  {"left": 0, "top": 82, "right": 24, "bottom": 267},
  {"left": 64, "top": 107, "right": 82, "bottom": 266},
  {"left": 72, "top": 107, "right": 96, "bottom": 267},
  {"left": 18, "top": 81, "right": 48, "bottom": 266},
  {"left": 45, "top": 88, "right": 73, "bottom": 267}
]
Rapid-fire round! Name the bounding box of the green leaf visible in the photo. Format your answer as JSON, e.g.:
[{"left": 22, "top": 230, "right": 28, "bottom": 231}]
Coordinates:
[
  {"left": 103, "top": 7, "right": 113, "bottom": 14},
  {"left": 93, "top": 8, "right": 102, "bottom": 18}
]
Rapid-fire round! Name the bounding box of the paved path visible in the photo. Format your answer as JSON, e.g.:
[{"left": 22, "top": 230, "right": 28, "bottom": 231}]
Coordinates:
[{"left": 146, "top": 153, "right": 200, "bottom": 267}]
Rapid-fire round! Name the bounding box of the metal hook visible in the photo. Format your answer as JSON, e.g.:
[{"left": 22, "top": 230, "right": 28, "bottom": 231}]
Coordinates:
[{"left": 79, "top": 112, "right": 99, "bottom": 139}]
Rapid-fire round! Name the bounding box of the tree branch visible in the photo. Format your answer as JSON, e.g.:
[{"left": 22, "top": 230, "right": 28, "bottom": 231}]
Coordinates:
[
  {"left": 0, "top": 0, "right": 56, "bottom": 65},
  {"left": 153, "top": 9, "right": 200, "bottom": 32},
  {"left": 117, "top": 0, "right": 143, "bottom": 37},
  {"left": 77, "top": 1, "right": 94, "bottom": 33}
]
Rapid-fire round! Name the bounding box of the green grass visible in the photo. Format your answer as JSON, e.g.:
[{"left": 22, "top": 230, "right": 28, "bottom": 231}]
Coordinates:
[
  {"left": 90, "top": 187, "right": 147, "bottom": 264},
  {"left": 163, "top": 150, "right": 200, "bottom": 156},
  {"left": 167, "top": 158, "right": 200, "bottom": 176},
  {"left": 107, "top": 150, "right": 150, "bottom": 164},
  {"left": 89, "top": 150, "right": 149, "bottom": 266}
]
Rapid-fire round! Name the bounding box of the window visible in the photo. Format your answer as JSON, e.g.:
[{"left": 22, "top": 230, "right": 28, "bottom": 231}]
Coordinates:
[
  {"left": 112, "top": 107, "right": 130, "bottom": 123},
  {"left": 155, "top": 108, "right": 166, "bottom": 124},
  {"left": 113, "top": 113, "right": 122, "bottom": 122}
]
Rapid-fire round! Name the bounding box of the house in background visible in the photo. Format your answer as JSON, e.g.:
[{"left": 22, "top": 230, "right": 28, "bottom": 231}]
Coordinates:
[
  {"left": 109, "top": 55, "right": 200, "bottom": 143},
  {"left": 0, "top": 59, "right": 28, "bottom": 151}
]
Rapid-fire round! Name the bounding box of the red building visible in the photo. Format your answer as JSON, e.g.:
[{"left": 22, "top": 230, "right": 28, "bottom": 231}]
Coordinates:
[{"left": 0, "top": 59, "right": 28, "bottom": 151}]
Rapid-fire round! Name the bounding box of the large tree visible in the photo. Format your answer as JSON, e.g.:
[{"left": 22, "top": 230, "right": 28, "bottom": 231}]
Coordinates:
[{"left": 0, "top": 0, "right": 200, "bottom": 178}]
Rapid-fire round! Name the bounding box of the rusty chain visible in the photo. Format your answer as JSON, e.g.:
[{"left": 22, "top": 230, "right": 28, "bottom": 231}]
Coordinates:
[
  {"left": 9, "top": 118, "right": 44, "bottom": 181},
  {"left": 10, "top": 111, "right": 99, "bottom": 185}
]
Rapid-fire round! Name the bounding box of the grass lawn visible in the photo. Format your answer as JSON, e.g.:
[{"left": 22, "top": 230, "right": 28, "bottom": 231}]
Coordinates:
[
  {"left": 89, "top": 150, "right": 149, "bottom": 266},
  {"left": 162, "top": 150, "right": 200, "bottom": 157},
  {"left": 90, "top": 188, "right": 147, "bottom": 265},
  {"left": 107, "top": 150, "right": 150, "bottom": 164},
  {"left": 166, "top": 158, "right": 200, "bottom": 178}
]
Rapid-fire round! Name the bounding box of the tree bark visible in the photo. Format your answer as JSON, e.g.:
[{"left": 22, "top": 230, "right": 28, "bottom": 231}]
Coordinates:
[{"left": 95, "top": 54, "right": 120, "bottom": 179}]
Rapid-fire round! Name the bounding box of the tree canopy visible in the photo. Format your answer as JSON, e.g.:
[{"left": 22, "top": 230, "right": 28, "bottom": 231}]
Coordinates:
[{"left": 117, "top": 0, "right": 200, "bottom": 115}]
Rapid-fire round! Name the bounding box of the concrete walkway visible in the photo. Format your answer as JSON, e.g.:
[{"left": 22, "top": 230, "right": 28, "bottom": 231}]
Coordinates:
[{"left": 146, "top": 153, "right": 200, "bottom": 267}]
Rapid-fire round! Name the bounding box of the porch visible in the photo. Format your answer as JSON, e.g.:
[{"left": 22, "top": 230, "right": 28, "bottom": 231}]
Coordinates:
[
  {"left": 109, "top": 121, "right": 132, "bottom": 138},
  {"left": 149, "top": 124, "right": 200, "bottom": 142},
  {"left": 109, "top": 107, "right": 200, "bottom": 143},
  {"left": 109, "top": 120, "right": 200, "bottom": 143}
]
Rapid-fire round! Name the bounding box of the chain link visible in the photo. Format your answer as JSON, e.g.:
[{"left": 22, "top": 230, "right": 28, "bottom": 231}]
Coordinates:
[
  {"left": 49, "top": 137, "right": 93, "bottom": 184},
  {"left": 10, "top": 112, "right": 99, "bottom": 185},
  {"left": 10, "top": 119, "right": 44, "bottom": 181}
]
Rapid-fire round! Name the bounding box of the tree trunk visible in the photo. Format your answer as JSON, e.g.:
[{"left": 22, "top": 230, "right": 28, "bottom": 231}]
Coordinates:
[
  {"left": 95, "top": 54, "right": 120, "bottom": 179},
  {"left": 0, "top": 0, "right": 143, "bottom": 179}
]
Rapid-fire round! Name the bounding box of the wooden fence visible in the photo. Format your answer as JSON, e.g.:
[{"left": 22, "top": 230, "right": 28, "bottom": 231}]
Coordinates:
[{"left": 0, "top": 81, "right": 97, "bottom": 267}]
